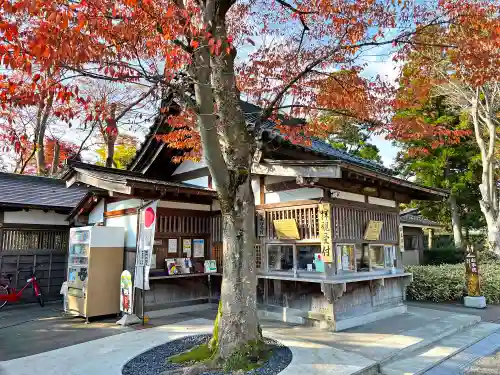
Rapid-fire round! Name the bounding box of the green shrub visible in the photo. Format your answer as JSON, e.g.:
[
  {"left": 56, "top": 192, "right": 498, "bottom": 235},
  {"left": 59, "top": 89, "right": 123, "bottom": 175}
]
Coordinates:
[
  {"left": 423, "top": 246, "right": 465, "bottom": 265},
  {"left": 405, "top": 262, "right": 500, "bottom": 304},
  {"left": 477, "top": 250, "right": 499, "bottom": 264}
]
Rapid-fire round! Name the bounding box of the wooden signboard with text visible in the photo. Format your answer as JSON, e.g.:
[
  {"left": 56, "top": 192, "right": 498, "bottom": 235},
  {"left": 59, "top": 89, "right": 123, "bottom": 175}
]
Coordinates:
[
  {"left": 273, "top": 219, "right": 300, "bottom": 240},
  {"left": 364, "top": 220, "right": 383, "bottom": 241},
  {"left": 318, "top": 203, "right": 333, "bottom": 263}
]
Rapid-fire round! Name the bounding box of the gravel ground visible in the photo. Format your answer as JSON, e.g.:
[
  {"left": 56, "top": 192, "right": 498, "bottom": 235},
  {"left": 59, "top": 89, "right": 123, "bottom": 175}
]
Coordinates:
[
  {"left": 465, "top": 350, "right": 500, "bottom": 375},
  {"left": 122, "top": 334, "right": 292, "bottom": 375}
]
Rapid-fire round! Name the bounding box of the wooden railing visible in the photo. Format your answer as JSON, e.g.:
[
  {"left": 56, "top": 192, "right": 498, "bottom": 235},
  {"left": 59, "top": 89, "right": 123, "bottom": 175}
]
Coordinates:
[{"left": 261, "top": 203, "right": 319, "bottom": 240}]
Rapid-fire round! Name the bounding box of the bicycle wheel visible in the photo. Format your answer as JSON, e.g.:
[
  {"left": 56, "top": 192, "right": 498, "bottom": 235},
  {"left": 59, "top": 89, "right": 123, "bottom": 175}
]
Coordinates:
[
  {"left": 37, "top": 293, "right": 44, "bottom": 307},
  {"left": 33, "top": 283, "right": 44, "bottom": 307},
  {"left": 0, "top": 285, "right": 8, "bottom": 309}
]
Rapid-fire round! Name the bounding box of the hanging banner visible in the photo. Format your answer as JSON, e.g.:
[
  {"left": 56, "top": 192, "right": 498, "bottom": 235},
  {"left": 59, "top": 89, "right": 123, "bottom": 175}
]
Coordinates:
[
  {"left": 120, "top": 270, "right": 133, "bottom": 314},
  {"left": 318, "top": 203, "right": 333, "bottom": 263},
  {"left": 134, "top": 200, "right": 158, "bottom": 290}
]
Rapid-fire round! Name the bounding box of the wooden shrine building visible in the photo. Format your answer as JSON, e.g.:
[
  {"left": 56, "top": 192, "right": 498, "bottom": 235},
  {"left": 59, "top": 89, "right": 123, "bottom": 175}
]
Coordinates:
[{"left": 63, "top": 101, "right": 447, "bottom": 330}]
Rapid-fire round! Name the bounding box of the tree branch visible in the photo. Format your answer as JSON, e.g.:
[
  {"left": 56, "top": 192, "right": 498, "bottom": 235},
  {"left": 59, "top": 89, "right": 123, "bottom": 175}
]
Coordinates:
[
  {"left": 275, "top": 0, "right": 316, "bottom": 14},
  {"left": 76, "top": 121, "right": 97, "bottom": 159},
  {"left": 272, "top": 104, "right": 384, "bottom": 127},
  {"left": 115, "top": 84, "right": 158, "bottom": 122},
  {"left": 18, "top": 141, "right": 37, "bottom": 175}
]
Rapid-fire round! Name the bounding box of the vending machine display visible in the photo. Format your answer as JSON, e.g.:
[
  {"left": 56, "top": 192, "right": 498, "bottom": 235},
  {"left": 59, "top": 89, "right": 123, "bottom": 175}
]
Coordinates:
[{"left": 66, "top": 226, "right": 124, "bottom": 321}]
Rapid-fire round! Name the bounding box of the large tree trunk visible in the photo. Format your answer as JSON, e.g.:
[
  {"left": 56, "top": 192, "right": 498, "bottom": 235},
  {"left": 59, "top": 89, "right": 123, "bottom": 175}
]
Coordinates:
[
  {"left": 187, "top": 0, "right": 261, "bottom": 362},
  {"left": 217, "top": 178, "right": 259, "bottom": 358},
  {"left": 449, "top": 194, "right": 463, "bottom": 248}
]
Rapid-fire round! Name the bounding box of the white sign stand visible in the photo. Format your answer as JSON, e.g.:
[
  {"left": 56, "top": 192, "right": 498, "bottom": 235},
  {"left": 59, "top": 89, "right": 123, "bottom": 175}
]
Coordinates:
[{"left": 116, "top": 270, "right": 141, "bottom": 326}]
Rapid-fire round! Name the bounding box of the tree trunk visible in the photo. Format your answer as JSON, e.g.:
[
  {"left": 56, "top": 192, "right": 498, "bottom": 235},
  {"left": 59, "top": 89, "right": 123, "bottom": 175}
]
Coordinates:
[
  {"left": 471, "top": 96, "right": 500, "bottom": 255},
  {"left": 105, "top": 135, "right": 115, "bottom": 168},
  {"left": 35, "top": 92, "right": 54, "bottom": 176},
  {"left": 217, "top": 177, "right": 260, "bottom": 358},
  {"left": 186, "top": 0, "right": 261, "bottom": 363},
  {"left": 449, "top": 194, "right": 463, "bottom": 248},
  {"left": 50, "top": 141, "right": 60, "bottom": 175}
]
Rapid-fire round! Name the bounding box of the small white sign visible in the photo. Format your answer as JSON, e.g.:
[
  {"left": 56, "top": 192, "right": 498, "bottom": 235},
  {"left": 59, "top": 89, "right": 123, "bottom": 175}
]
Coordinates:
[
  {"left": 183, "top": 239, "right": 192, "bottom": 257},
  {"left": 342, "top": 255, "right": 349, "bottom": 270},
  {"left": 168, "top": 239, "right": 177, "bottom": 253},
  {"left": 193, "top": 239, "right": 204, "bottom": 258}
]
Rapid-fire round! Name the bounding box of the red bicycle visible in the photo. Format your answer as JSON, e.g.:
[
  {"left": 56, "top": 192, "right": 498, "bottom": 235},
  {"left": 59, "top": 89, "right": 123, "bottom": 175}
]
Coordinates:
[{"left": 0, "top": 265, "right": 44, "bottom": 309}]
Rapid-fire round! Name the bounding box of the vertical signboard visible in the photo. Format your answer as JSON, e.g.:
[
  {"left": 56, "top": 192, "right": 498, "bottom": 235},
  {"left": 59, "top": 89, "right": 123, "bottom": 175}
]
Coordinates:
[
  {"left": 399, "top": 225, "right": 405, "bottom": 252},
  {"left": 465, "top": 245, "right": 480, "bottom": 297},
  {"left": 120, "top": 270, "right": 133, "bottom": 314},
  {"left": 134, "top": 200, "right": 158, "bottom": 290},
  {"left": 318, "top": 203, "right": 333, "bottom": 263}
]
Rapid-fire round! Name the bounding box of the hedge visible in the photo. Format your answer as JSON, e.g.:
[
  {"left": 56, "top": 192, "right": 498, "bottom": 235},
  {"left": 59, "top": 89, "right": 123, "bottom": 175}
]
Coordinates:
[
  {"left": 405, "top": 262, "right": 500, "bottom": 304},
  {"left": 423, "top": 246, "right": 465, "bottom": 265}
]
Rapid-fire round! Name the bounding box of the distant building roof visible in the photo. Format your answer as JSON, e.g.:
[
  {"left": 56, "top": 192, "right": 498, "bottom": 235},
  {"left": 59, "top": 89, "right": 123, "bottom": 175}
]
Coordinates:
[
  {"left": 400, "top": 208, "right": 441, "bottom": 228},
  {"left": 0, "top": 172, "right": 89, "bottom": 211},
  {"left": 62, "top": 161, "right": 217, "bottom": 197}
]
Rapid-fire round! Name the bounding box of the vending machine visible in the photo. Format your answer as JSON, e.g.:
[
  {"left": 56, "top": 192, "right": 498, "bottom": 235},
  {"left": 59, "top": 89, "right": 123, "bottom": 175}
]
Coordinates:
[{"left": 67, "top": 226, "right": 124, "bottom": 320}]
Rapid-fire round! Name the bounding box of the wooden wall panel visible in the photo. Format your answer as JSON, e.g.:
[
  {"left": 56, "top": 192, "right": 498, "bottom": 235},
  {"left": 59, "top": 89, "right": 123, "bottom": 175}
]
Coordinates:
[{"left": 332, "top": 204, "right": 399, "bottom": 243}]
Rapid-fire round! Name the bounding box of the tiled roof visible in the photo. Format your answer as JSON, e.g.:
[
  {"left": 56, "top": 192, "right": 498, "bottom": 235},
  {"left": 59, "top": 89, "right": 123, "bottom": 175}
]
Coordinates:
[
  {"left": 240, "top": 101, "right": 392, "bottom": 174},
  {"left": 0, "top": 172, "right": 89, "bottom": 210},
  {"left": 67, "top": 161, "right": 217, "bottom": 196},
  {"left": 400, "top": 209, "right": 441, "bottom": 227},
  {"left": 129, "top": 100, "right": 392, "bottom": 175}
]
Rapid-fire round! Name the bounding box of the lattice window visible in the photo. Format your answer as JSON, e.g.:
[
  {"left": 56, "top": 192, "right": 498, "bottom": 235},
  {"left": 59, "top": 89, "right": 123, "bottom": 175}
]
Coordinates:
[
  {"left": 255, "top": 244, "right": 262, "bottom": 269},
  {"left": 265, "top": 205, "right": 319, "bottom": 240},
  {"left": 1, "top": 229, "right": 68, "bottom": 251},
  {"left": 212, "top": 243, "right": 223, "bottom": 271}
]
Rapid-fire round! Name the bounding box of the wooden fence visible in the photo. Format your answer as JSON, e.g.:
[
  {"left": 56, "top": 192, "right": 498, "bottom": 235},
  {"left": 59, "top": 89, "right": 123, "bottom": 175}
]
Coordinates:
[{"left": 0, "top": 227, "right": 69, "bottom": 301}]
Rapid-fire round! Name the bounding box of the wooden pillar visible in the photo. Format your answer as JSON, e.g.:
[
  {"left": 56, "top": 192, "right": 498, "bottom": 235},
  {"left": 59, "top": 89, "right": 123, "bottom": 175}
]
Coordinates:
[
  {"left": 259, "top": 175, "right": 265, "bottom": 205},
  {"left": 0, "top": 211, "right": 4, "bottom": 252},
  {"left": 428, "top": 228, "right": 434, "bottom": 249}
]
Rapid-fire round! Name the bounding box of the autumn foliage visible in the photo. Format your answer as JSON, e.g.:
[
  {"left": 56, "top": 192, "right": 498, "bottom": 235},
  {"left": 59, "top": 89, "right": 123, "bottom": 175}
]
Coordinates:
[
  {"left": 390, "top": 0, "right": 499, "bottom": 147},
  {"left": 1, "top": 0, "right": 492, "bottom": 159}
]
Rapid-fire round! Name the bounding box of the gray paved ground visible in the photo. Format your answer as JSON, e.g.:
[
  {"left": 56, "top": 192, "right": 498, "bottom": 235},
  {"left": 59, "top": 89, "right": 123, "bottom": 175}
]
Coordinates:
[
  {"left": 4, "top": 300, "right": 500, "bottom": 374},
  {"left": 465, "top": 351, "right": 500, "bottom": 375},
  {"left": 406, "top": 301, "right": 500, "bottom": 323},
  {"left": 0, "top": 301, "right": 217, "bottom": 361}
]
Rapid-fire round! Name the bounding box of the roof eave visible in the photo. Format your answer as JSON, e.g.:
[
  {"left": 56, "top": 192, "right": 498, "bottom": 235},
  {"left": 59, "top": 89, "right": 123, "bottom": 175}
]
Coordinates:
[
  {"left": 0, "top": 202, "right": 74, "bottom": 212},
  {"left": 338, "top": 161, "right": 449, "bottom": 200}
]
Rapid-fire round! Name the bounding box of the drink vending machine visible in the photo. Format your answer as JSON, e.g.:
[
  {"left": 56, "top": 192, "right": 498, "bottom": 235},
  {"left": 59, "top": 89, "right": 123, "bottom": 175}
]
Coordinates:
[{"left": 67, "top": 226, "right": 125, "bottom": 321}]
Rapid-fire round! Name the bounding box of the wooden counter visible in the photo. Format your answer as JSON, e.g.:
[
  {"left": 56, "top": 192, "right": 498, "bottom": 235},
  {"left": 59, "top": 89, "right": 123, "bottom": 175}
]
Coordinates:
[{"left": 256, "top": 271, "right": 412, "bottom": 285}]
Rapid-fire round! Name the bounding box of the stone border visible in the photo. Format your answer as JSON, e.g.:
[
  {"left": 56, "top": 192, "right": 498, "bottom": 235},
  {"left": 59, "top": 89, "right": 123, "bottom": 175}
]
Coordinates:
[{"left": 122, "top": 334, "right": 292, "bottom": 375}]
